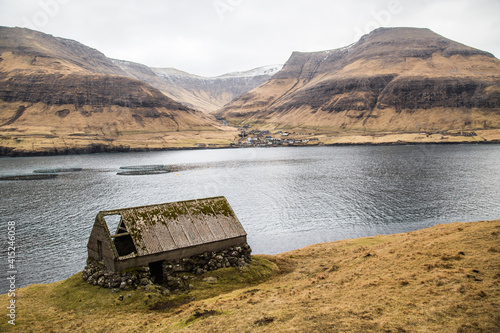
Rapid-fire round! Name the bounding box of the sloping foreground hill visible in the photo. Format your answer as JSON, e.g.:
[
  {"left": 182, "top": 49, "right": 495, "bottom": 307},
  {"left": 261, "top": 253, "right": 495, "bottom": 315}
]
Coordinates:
[
  {"left": 1, "top": 219, "right": 499, "bottom": 332},
  {"left": 219, "top": 27, "right": 500, "bottom": 135},
  {"left": 0, "top": 27, "right": 229, "bottom": 155}
]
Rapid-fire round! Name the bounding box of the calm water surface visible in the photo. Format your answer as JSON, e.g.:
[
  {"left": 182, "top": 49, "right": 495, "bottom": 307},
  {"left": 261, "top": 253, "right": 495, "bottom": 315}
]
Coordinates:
[{"left": 1, "top": 144, "right": 500, "bottom": 292}]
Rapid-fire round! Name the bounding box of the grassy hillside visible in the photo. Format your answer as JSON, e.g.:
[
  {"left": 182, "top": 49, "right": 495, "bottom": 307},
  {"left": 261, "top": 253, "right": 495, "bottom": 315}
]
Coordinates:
[{"left": 1, "top": 219, "right": 499, "bottom": 332}]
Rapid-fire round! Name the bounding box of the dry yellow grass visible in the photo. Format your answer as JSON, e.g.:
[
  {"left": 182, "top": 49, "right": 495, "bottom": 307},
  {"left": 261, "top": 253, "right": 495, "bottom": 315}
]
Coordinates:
[
  {"left": 2, "top": 124, "right": 499, "bottom": 155},
  {"left": 0, "top": 127, "right": 241, "bottom": 154},
  {"left": 1, "top": 219, "right": 499, "bottom": 332}
]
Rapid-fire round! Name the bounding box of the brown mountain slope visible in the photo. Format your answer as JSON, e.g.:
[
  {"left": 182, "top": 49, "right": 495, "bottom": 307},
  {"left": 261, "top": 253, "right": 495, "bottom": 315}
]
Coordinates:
[
  {"left": 218, "top": 27, "right": 500, "bottom": 133},
  {"left": 113, "top": 60, "right": 282, "bottom": 113},
  {"left": 0, "top": 27, "right": 222, "bottom": 154}
]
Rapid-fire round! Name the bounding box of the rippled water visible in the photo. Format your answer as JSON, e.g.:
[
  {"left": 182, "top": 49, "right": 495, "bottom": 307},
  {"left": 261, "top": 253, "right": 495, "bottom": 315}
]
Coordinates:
[{"left": 1, "top": 144, "right": 500, "bottom": 292}]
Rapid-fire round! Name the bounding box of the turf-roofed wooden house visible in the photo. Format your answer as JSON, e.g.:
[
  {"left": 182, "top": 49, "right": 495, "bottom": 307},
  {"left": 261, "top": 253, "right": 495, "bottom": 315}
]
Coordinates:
[{"left": 86, "top": 196, "right": 250, "bottom": 287}]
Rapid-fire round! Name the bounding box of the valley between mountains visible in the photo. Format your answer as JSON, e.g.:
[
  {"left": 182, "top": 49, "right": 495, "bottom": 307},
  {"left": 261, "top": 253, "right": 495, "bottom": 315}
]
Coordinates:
[{"left": 0, "top": 26, "right": 499, "bottom": 155}]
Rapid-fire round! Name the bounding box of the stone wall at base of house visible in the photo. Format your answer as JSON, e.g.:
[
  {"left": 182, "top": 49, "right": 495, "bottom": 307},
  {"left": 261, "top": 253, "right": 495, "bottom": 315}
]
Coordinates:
[
  {"left": 82, "top": 243, "right": 252, "bottom": 291},
  {"left": 82, "top": 260, "right": 154, "bottom": 290},
  {"left": 161, "top": 244, "right": 252, "bottom": 290}
]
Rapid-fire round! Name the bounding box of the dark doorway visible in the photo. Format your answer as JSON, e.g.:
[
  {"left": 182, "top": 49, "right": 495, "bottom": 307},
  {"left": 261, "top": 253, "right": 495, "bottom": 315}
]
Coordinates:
[
  {"left": 97, "top": 240, "right": 103, "bottom": 261},
  {"left": 149, "top": 261, "right": 164, "bottom": 285}
]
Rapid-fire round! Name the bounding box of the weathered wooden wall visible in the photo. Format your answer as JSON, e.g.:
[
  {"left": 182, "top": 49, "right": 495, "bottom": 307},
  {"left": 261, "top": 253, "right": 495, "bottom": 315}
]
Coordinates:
[{"left": 87, "top": 216, "right": 117, "bottom": 272}]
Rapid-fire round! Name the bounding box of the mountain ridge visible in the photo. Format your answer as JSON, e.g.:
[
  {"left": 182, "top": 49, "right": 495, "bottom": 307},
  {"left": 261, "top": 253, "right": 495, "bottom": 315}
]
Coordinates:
[
  {"left": 113, "top": 59, "right": 282, "bottom": 113},
  {"left": 1, "top": 26, "right": 500, "bottom": 155},
  {"left": 219, "top": 27, "right": 500, "bottom": 133},
  {"left": 0, "top": 26, "right": 228, "bottom": 155},
  {"left": 0, "top": 26, "right": 126, "bottom": 75}
]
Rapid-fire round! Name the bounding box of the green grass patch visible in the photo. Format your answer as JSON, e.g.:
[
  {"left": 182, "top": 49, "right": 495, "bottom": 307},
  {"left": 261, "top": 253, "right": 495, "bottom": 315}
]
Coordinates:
[
  {"left": 49, "top": 273, "right": 155, "bottom": 313},
  {"left": 22, "top": 255, "right": 278, "bottom": 320},
  {"left": 151, "top": 256, "right": 278, "bottom": 311}
]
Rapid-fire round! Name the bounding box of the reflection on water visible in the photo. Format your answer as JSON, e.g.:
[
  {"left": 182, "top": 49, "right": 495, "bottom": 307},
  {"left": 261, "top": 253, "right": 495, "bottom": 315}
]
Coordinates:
[{"left": 1, "top": 144, "right": 500, "bottom": 292}]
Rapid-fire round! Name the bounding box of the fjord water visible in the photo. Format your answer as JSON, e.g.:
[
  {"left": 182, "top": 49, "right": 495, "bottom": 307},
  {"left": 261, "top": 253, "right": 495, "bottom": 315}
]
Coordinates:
[{"left": 1, "top": 145, "right": 500, "bottom": 292}]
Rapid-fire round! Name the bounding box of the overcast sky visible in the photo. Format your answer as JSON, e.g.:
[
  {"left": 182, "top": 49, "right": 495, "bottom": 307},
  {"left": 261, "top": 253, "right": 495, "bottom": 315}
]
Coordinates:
[{"left": 0, "top": 0, "right": 499, "bottom": 76}]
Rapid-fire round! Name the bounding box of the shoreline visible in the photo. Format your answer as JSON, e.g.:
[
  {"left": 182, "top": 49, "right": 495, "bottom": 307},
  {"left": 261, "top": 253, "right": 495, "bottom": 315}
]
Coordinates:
[{"left": 1, "top": 139, "right": 499, "bottom": 158}]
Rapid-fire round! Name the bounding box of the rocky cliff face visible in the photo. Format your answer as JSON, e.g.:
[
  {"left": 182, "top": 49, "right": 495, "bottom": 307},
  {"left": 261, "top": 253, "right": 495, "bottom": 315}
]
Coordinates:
[
  {"left": 0, "top": 73, "right": 188, "bottom": 109},
  {"left": 0, "top": 27, "right": 218, "bottom": 152},
  {"left": 114, "top": 60, "right": 282, "bottom": 113},
  {"left": 219, "top": 28, "right": 500, "bottom": 132}
]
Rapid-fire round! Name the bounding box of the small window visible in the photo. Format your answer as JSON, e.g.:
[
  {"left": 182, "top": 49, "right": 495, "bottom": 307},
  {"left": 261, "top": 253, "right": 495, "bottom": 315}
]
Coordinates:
[{"left": 97, "top": 240, "right": 103, "bottom": 261}]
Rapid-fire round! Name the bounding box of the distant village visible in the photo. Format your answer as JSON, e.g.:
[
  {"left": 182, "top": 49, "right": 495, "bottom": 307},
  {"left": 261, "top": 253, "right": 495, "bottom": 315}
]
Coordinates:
[
  {"left": 192, "top": 118, "right": 325, "bottom": 148},
  {"left": 234, "top": 127, "right": 321, "bottom": 147},
  {"left": 192, "top": 118, "right": 481, "bottom": 149},
  {"left": 195, "top": 127, "right": 322, "bottom": 148}
]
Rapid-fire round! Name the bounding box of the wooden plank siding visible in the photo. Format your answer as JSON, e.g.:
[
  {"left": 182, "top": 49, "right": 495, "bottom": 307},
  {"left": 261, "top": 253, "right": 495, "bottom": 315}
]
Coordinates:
[
  {"left": 186, "top": 212, "right": 217, "bottom": 243},
  {"left": 216, "top": 214, "right": 241, "bottom": 238},
  {"left": 155, "top": 207, "right": 178, "bottom": 251},
  {"left": 203, "top": 215, "right": 228, "bottom": 239},
  {"left": 177, "top": 214, "right": 204, "bottom": 245},
  {"left": 163, "top": 217, "right": 191, "bottom": 249}
]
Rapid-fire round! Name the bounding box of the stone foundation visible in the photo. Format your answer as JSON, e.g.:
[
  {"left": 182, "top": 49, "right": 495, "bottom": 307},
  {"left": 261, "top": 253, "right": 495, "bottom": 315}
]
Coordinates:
[
  {"left": 161, "top": 244, "right": 252, "bottom": 290},
  {"left": 82, "top": 260, "right": 154, "bottom": 290},
  {"left": 83, "top": 244, "right": 252, "bottom": 291}
]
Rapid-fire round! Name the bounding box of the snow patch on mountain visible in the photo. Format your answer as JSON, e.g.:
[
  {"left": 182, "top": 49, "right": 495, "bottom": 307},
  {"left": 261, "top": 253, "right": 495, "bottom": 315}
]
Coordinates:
[
  {"left": 154, "top": 65, "right": 283, "bottom": 81},
  {"left": 215, "top": 65, "right": 283, "bottom": 79}
]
